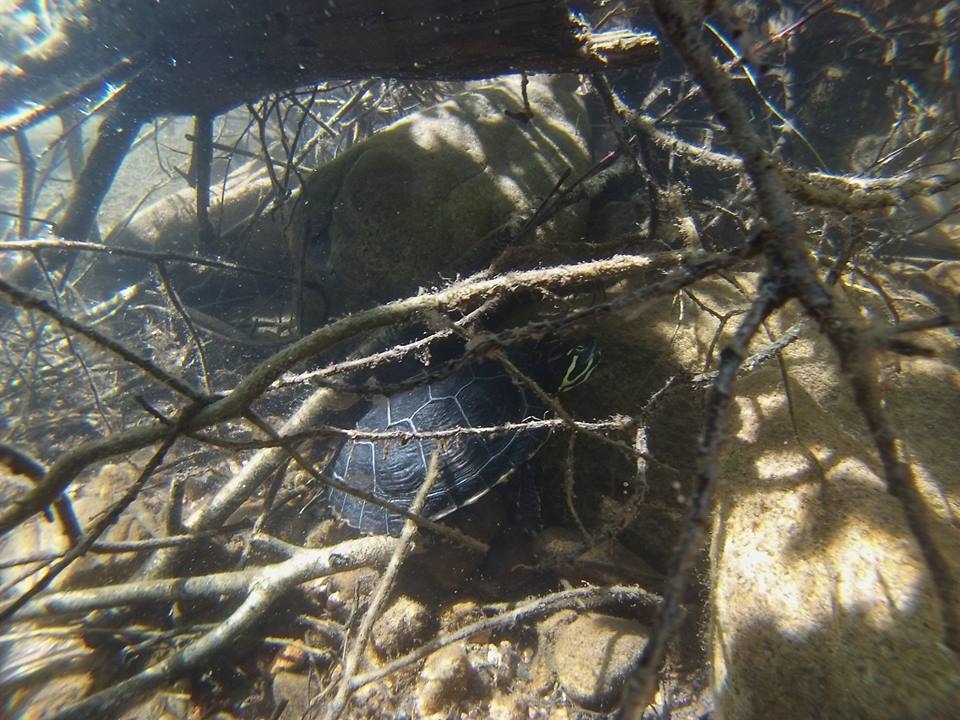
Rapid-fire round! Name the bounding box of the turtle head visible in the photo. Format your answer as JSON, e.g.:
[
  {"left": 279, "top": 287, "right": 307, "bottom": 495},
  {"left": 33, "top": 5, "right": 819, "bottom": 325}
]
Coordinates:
[{"left": 544, "top": 337, "right": 599, "bottom": 393}]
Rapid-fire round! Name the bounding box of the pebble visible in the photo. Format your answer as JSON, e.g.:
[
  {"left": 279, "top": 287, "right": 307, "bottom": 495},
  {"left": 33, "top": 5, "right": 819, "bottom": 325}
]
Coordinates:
[
  {"left": 439, "top": 600, "right": 485, "bottom": 636},
  {"left": 483, "top": 640, "right": 520, "bottom": 687},
  {"left": 548, "top": 612, "right": 648, "bottom": 711},
  {"left": 371, "top": 594, "right": 433, "bottom": 657},
  {"left": 534, "top": 526, "right": 663, "bottom": 590},
  {"left": 416, "top": 643, "right": 474, "bottom": 716},
  {"left": 488, "top": 693, "right": 528, "bottom": 720},
  {"left": 271, "top": 671, "right": 312, "bottom": 720},
  {"left": 323, "top": 567, "right": 379, "bottom": 620}
]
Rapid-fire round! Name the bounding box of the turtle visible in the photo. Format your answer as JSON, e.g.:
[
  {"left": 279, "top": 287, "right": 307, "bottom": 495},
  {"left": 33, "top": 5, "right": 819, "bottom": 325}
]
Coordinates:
[{"left": 324, "top": 339, "right": 599, "bottom": 535}]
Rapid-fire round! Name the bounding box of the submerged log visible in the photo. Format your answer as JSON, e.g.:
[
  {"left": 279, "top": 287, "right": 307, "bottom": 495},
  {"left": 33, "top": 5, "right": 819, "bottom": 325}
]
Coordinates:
[
  {"left": 0, "top": 0, "right": 659, "bottom": 240},
  {"left": 2, "top": 1, "right": 658, "bottom": 122}
]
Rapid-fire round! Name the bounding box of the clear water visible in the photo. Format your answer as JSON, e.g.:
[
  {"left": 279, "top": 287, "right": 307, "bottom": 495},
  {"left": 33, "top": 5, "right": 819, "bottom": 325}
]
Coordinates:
[{"left": 0, "top": 2, "right": 957, "bottom": 719}]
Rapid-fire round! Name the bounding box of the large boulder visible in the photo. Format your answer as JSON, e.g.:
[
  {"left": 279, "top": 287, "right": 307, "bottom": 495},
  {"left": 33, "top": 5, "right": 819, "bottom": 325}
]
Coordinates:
[
  {"left": 286, "top": 74, "right": 592, "bottom": 327},
  {"left": 555, "top": 265, "right": 960, "bottom": 717},
  {"left": 641, "top": 270, "right": 960, "bottom": 719}
]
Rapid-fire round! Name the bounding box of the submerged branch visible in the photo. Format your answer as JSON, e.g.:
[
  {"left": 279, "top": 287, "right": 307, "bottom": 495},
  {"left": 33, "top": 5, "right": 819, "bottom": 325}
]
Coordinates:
[{"left": 0, "top": 250, "right": 742, "bottom": 539}]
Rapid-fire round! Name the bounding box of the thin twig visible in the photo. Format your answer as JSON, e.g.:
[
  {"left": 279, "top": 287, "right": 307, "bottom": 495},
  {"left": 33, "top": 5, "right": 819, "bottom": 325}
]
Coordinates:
[
  {"left": 0, "top": 276, "right": 208, "bottom": 402},
  {"left": 155, "top": 262, "right": 213, "bottom": 393},
  {"left": 44, "top": 535, "right": 396, "bottom": 720},
  {"left": 0, "top": 433, "right": 179, "bottom": 625},
  {"left": 324, "top": 452, "right": 440, "bottom": 720},
  {"left": 0, "top": 238, "right": 303, "bottom": 285}
]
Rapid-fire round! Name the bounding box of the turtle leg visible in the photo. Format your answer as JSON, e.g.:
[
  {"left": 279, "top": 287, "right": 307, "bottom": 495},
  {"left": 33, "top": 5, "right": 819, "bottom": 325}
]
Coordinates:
[
  {"left": 473, "top": 470, "right": 546, "bottom": 590},
  {"left": 501, "top": 464, "right": 544, "bottom": 536}
]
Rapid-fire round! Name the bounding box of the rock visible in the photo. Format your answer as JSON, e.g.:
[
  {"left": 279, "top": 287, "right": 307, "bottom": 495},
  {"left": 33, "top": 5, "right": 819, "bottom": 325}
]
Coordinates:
[
  {"left": 287, "top": 74, "right": 592, "bottom": 327},
  {"left": 0, "top": 462, "right": 158, "bottom": 592},
  {"left": 533, "top": 526, "right": 664, "bottom": 591},
  {"left": 588, "top": 198, "right": 648, "bottom": 246},
  {"left": 439, "top": 600, "right": 488, "bottom": 640},
  {"left": 371, "top": 594, "right": 433, "bottom": 658},
  {"left": 550, "top": 268, "right": 960, "bottom": 719},
  {"left": 408, "top": 534, "right": 487, "bottom": 593},
  {"left": 480, "top": 640, "right": 522, "bottom": 689},
  {"left": 271, "top": 670, "right": 312, "bottom": 720},
  {"left": 711, "top": 339, "right": 960, "bottom": 719},
  {"left": 322, "top": 567, "right": 379, "bottom": 622},
  {"left": 80, "top": 169, "right": 287, "bottom": 317},
  {"left": 416, "top": 643, "right": 475, "bottom": 716},
  {"left": 488, "top": 693, "right": 529, "bottom": 720},
  {"left": 548, "top": 611, "right": 648, "bottom": 711},
  {"left": 632, "top": 271, "right": 960, "bottom": 719}
]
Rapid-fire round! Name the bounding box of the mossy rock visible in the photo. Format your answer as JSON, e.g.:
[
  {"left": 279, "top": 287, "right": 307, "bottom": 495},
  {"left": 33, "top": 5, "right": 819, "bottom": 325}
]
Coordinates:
[{"left": 287, "top": 74, "right": 592, "bottom": 327}]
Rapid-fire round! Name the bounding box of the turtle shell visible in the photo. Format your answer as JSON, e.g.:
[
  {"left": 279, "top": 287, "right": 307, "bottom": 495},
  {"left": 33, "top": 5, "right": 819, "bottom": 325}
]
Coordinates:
[{"left": 325, "top": 360, "right": 551, "bottom": 535}]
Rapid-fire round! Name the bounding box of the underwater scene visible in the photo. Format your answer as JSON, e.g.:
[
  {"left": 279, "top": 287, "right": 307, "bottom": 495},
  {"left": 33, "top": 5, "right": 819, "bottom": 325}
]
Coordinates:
[{"left": 0, "top": 1, "right": 958, "bottom": 718}]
